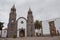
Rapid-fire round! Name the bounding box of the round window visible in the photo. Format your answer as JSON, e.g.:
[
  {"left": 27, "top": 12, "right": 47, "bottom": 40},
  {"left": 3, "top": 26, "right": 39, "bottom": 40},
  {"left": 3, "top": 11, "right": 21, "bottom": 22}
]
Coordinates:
[{"left": 21, "top": 21, "right": 24, "bottom": 24}]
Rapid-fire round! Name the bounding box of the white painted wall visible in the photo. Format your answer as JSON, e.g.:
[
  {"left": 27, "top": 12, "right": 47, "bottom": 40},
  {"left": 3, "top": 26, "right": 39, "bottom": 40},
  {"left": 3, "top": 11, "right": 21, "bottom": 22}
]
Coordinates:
[
  {"left": 42, "top": 21, "right": 50, "bottom": 35},
  {"left": 55, "top": 18, "right": 60, "bottom": 33},
  {"left": 1, "top": 18, "right": 60, "bottom": 37},
  {"left": 42, "top": 18, "right": 60, "bottom": 35},
  {"left": 35, "top": 29, "right": 41, "bottom": 36},
  {"left": 17, "top": 18, "right": 27, "bottom": 37},
  {"left": 17, "top": 18, "right": 26, "bottom": 29},
  {"left": 17, "top": 30, "right": 19, "bottom": 37},
  {"left": 1, "top": 30, "right": 7, "bottom": 37}
]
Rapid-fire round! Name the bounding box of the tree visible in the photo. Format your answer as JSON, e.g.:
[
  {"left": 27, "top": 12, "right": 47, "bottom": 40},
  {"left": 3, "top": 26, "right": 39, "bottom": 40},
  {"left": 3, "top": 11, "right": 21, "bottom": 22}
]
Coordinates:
[
  {"left": 34, "top": 20, "right": 42, "bottom": 36},
  {"left": 0, "top": 22, "right": 4, "bottom": 37},
  {"left": 40, "top": 21, "right": 42, "bottom": 29},
  {"left": 34, "top": 20, "right": 41, "bottom": 29}
]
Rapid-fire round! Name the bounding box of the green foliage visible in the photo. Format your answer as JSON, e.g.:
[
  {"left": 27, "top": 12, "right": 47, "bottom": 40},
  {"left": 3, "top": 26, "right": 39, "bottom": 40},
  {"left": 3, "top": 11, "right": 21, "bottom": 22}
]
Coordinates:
[
  {"left": 0, "top": 22, "right": 4, "bottom": 30},
  {"left": 34, "top": 20, "right": 42, "bottom": 29},
  {"left": 13, "top": 35, "right": 17, "bottom": 38}
]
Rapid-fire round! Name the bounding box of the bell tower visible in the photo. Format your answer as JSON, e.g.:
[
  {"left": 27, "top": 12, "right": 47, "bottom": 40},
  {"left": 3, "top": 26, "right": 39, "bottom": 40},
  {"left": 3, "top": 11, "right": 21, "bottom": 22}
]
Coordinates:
[
  {"left": 27, "top": 8, "right": 35, "bottom": 37},
  {"left": 7, "top": 5, "right": 17, "bottom": 37}
]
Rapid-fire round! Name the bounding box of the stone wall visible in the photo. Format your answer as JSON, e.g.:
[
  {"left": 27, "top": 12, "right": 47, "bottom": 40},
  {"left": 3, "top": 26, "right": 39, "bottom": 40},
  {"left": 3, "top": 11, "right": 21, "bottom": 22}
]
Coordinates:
[{"left": 0, "top": 36, "right": 60, "bottom": 40}]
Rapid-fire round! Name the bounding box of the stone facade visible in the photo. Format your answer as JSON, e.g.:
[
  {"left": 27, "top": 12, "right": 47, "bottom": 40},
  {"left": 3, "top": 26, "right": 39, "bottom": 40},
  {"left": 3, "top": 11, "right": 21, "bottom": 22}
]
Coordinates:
[
  {"left": 7, "top": 5, "right": 17, "bottom": 37},
  {"left": 7, "top": 5, "right": 35, "bottom": 37},
  {"left": 7, "top": 5, "right": 60, "bottom": 38},
  {"left": 27, "top": 8, "right": 35, "bottom": 37}
]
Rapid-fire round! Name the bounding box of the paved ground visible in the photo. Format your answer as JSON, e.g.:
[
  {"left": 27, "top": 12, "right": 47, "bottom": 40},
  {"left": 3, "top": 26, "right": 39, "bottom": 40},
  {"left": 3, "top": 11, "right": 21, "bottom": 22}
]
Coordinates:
[{"left": 0, "top": 36, "right": 60, "bottom": 40}]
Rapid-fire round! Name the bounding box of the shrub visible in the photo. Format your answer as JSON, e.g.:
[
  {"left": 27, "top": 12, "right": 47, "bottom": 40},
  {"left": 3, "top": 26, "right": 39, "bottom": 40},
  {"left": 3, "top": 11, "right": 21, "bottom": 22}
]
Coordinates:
[{"left": 13, "top": 35, "right": 17, "bottom": 38}]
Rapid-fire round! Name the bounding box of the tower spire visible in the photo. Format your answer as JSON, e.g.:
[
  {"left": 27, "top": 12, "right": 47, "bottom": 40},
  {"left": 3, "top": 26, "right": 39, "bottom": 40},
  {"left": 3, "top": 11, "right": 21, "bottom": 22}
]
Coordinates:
[
  {"left": 11, "top": 4, "right": 16, "bottom": 11},
  {"left": 28, "top": 8, "right": 32, "bottom": 12},
  {"left": 7, "top": 4, "right": 17, "bottom": 37},
  {"left": 27, "top": 8, "right": 35, "bottom": 37},
  {"left": 12, "top": 4, "right": 15, "bottom": 8}
]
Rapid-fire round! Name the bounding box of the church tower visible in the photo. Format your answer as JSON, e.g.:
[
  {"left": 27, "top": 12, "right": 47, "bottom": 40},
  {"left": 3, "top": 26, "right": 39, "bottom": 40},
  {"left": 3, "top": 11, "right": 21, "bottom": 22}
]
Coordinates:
[
  {"left": 27, "top": 8, "right": 35, "bottom": 37},
  {"left": 7, "top": 5, "right": 17, "bottom": 37}
]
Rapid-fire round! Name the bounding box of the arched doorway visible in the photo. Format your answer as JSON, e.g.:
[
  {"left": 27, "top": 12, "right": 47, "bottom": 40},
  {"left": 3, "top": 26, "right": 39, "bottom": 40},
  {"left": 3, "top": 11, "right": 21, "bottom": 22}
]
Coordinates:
[
  {"left": 19, "top": 30, "right": 25, "bottom": 37},
  {"left": 17, "top": 17, "right": 27, "bottom": 37}
]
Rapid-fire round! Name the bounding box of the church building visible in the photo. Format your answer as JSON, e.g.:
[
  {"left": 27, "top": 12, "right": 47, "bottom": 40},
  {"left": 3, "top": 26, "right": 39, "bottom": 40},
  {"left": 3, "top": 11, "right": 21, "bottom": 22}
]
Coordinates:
[
  {"left": 7, "top": 5, "right": 35, "bottom": 37},
  {"left": 0, "top": 5, "right": 59, "bottom": 38}
]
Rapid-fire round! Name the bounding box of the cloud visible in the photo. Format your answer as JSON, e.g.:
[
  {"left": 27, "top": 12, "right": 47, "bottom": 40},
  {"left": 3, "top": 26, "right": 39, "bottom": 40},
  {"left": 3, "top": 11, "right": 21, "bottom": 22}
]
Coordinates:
[{"left": 0, "top": 0, "right": 60, "bottom": 28}]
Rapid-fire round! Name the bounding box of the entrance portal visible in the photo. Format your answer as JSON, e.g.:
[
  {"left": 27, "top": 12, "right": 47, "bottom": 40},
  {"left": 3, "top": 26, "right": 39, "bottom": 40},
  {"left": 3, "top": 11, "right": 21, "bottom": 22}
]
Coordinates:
[{"left": 19, "top": 30, "right": 25, "bottom": 37}]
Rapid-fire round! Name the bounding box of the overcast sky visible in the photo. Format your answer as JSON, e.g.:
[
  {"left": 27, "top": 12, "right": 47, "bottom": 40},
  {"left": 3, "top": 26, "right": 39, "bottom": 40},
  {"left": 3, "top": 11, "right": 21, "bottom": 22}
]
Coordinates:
[{"left": 0, "top": 0, "right": 60, "bottom": 28}]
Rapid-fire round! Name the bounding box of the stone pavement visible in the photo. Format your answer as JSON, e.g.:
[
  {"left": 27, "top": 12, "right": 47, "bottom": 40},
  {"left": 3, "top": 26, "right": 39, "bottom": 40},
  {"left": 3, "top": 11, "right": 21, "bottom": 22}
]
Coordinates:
[{"left": 0, "top": 36, "right": 60, "bottom": 40}]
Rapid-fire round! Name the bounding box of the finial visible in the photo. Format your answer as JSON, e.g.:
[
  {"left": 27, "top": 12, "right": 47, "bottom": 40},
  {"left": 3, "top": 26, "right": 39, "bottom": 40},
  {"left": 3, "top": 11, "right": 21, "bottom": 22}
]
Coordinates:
[
  {"left": 28, "top": 8, "right": 32, "bottom": 12},
  {"left": 12, "top": 4, "right": 15, "bottom": 8},
  {"left": 11, "top": 4, "right": 16, "bottom": 11}
]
